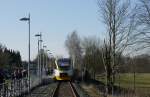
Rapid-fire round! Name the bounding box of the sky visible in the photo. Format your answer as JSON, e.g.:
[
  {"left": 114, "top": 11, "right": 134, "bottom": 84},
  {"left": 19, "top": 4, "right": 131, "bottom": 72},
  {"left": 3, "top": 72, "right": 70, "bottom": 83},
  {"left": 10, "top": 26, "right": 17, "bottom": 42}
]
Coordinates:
[{"left": 0, "top": 0, "right": 105, "bottom": 61}]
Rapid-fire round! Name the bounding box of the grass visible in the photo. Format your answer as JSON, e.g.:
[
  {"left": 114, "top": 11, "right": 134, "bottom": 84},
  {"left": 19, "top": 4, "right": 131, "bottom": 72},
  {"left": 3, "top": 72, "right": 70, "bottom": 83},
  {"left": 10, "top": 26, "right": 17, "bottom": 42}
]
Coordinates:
[
  {"left": 116, "top": 73, "right": 150, "bottom": 88},
  {"left": 97, "top": 73, "right": 150, "bottom": 88},
  {"left": 97, "top": 73, "right": 150, "bottom": 96}
]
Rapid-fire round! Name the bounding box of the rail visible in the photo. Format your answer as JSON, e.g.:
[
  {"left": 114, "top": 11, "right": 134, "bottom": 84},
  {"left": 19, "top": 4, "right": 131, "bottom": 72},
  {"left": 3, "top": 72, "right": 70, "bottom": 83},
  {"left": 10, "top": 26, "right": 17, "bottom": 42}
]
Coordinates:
[
  {"left": 51, "top": 81, "right": 79, "bottom": 97},
  {"left": 51, "top": 82, "right": 60, "bottom": 97},
  {"left": 69, "top": 82, "right": 80, "bottom": 97}
]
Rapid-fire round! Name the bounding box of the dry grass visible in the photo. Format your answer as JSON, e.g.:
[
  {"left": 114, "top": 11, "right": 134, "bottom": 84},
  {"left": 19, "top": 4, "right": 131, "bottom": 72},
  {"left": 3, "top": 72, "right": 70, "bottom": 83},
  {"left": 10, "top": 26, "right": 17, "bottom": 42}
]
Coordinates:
[
  {"left": 96, "top": 73, "right": 150, "bottom": 97},
  {"left": 81, "top": 83, "right": 102, "bottom": 97}
]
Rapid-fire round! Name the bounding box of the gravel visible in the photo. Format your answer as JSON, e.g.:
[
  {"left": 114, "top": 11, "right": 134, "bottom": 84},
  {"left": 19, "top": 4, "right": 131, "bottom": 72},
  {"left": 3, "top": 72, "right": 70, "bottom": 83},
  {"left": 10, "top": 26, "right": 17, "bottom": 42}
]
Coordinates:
[{"left": 25, "top": 78, "right": 58, "bottom": 97}]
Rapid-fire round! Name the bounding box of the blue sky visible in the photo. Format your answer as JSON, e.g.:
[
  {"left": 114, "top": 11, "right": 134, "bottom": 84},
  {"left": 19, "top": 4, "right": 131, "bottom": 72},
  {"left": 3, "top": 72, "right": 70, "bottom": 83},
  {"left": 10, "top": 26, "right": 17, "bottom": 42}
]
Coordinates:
[{"left": 0, "top": 0, "right": 105, "bottom": 61}]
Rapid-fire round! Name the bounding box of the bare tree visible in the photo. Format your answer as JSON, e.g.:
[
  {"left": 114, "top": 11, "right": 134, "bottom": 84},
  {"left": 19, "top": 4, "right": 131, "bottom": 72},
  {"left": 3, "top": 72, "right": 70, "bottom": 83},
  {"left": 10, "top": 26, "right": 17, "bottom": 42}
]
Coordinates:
[
  {"left": 82, "top": 37, "right": 104, "bottom": 80},
  {"left": 134, "top": 0, "right": 150, "bottom": 50},
  {"left": 98, "top": 0, "right": 135, "bottom": 96},
  {"left": 65, "top": 31, "right": 82, "bottom": 71}
]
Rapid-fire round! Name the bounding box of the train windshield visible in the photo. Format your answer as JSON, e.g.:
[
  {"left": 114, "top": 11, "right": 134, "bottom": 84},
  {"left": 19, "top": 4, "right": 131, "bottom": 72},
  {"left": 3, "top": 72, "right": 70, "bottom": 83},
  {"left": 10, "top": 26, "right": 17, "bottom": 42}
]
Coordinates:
[{"left": 57, "top": 59, "right": 71, "bottom": 70}]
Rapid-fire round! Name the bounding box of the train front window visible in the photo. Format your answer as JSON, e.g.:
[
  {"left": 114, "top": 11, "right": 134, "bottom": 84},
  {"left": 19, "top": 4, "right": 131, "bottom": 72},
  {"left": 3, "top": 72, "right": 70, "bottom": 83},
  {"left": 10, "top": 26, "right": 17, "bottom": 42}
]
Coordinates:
[
  {"left": 57, "top": 59, "right": 71, "bottom": 70},
  {"left": 59, "top": 66, "right": 70, "bottom": 70},
  {"left": 58, "top": 62, "right": 70, "bottom": 70}
]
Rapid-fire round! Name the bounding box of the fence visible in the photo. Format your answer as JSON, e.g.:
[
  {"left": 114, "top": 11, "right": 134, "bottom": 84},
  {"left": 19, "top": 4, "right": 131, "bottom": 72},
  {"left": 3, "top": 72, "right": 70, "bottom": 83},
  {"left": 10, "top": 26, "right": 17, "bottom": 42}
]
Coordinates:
[{"left": 0, "top": 76, "right": 41, "bottom": 97}]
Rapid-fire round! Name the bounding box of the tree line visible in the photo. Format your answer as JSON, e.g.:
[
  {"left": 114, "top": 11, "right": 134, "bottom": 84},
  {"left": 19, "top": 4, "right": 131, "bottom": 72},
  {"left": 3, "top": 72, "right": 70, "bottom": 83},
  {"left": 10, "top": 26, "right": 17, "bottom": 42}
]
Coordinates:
[
  {"left": 0, "top": 43, "right": 22, "bottom": 71},
  {"left": 65, "top": 31, "right": 150, "bottom": 75}
]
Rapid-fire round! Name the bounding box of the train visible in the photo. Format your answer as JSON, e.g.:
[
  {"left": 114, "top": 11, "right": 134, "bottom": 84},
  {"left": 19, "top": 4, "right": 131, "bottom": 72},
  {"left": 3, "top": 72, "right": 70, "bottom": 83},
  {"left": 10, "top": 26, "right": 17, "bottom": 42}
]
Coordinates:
[{"left": 52, "top": 58, "right": 73, "bottom": 81}]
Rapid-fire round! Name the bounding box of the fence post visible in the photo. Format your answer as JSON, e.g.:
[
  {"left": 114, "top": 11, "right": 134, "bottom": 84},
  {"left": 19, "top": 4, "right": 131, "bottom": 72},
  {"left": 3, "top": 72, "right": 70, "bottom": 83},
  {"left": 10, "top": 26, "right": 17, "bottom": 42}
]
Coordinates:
[{"left": 0, "top": 83, "right": 2, "bottom": 97}]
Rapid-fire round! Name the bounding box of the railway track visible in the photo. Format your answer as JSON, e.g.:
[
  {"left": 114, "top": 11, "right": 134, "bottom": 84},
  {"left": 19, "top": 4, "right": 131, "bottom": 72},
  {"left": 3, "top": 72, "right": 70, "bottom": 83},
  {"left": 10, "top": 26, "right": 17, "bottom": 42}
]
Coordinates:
[{"left": 51, "top": 81, "right": 79, "bottom": 97}]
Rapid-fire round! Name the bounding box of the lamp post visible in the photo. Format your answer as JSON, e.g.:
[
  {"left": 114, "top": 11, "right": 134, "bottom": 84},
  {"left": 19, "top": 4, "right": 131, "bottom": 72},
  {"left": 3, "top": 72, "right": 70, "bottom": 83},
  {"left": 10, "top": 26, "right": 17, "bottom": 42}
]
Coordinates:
[
  {"left": 48, "top": 53, "right": 53, "bottom": 70},
  {"left": 35, "top": 33, "right": 41, "bottom": 83},
  {"left": 46, "top": 50, "right": 50, "bottom": 71},
  {"left": 35, "top": 32, "right": 43, "bottom": 82},
  {"left": 39, "top": 34, "right": 43, "bottom": 82},
  {"left": 43, "top": 45, "right": 47, "bottom": 76},
  {"left": 20, "top": 13, "right": 31, "bottom": 93}
]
